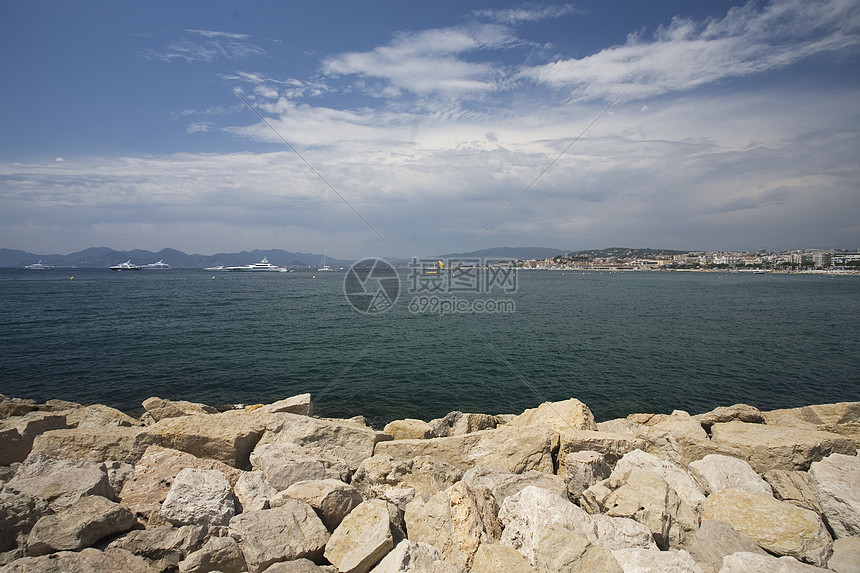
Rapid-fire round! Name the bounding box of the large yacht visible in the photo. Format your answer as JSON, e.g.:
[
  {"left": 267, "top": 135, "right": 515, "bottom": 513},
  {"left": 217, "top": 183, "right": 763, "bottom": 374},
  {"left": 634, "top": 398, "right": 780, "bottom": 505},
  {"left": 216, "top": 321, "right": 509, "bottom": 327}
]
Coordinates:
[
  {"left": 110, "top": 260, "right": 141, "bottom": 271},
  {"left": 24, "top": 261, "right": 56, "bottom": 270},
  {"left": 224, "top": 257, "right": 287, "bottom": 272},
  {"left": 144, "top": 260, "right": 171, "bottom": 270}
]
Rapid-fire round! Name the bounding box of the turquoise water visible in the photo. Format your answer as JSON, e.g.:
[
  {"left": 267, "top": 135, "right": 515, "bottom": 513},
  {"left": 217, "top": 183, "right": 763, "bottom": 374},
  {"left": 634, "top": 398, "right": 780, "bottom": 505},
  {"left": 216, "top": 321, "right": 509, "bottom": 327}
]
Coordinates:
[{"left": 1, "top": 268, "right": 858, "bottom": 427}]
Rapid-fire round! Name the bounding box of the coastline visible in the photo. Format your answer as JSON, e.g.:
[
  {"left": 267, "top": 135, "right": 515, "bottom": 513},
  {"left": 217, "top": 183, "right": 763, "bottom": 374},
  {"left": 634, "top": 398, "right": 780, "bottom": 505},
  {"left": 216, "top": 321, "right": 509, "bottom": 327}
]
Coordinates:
[{"left": 1, "top": 393, "right": 858, "bottom": 572}]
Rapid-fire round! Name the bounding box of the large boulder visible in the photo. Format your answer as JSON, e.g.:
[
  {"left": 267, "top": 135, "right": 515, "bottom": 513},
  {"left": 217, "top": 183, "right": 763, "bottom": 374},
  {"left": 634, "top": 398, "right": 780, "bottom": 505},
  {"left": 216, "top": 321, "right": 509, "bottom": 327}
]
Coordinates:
[
  {"left": 286, "top": 479, "right": 363, "bottom": 532},
  {"left": 686, "top": 519, "right": 766, "bottom": 573},
  {"left": 142, "top": 397, "right": 217, "bottom": 421},
  {"left": 564, "top": 451, "right": 611, "bottom": 500},
  {"left": 808, "top": 452, "right": 860, "bottom": 538},
  {"left": 254, "top": 393, "right": 313, "bottom": 416},
  {"left": 610, "top": 548, "right": 703, "bottom": 573},
  {"left": 828, "top": 537, "right": 860, "bottom": 573},
  {"left": 688, "top": 454, "right": 772, "bottom": 496},
  {"left": 590, "top": 514, "right": 658, "bottom": 551},
  {"left": 530, "top": 526, "right": 623, "bottom": 573},
  {"left": 178, "top": 535, "right": 247, "bottom": 573},
  {"left": 0, "top": 493, "right": 51, "bottom": 553},
  {"left": 26, "top": 496, "right": 135, "bottom": 556},
  {"left": 702, "top": 489, "right": 832, "bottom": 566},
  {"left": 3, "top": 452, "right": 113, "bottom": 511},
  {"left": 250, "top": 441, "right": 351, "bottom": 491},
  {"left": 623, "top": 411, "right": 719, "bottom": 467},
  {"left": 462, "top": 466, "right": 567, "bottom": 506},
  {"left": 234, "top": 470, "right": 278, "bottom": 513},
  {"left": 64, "top": 404, "right": 141, "bottom": 428},
  {"left": 471, "top": 542, "right": 536, "bottom": 573},
  {"left": 764, "top": 470, "right": 822, "bottom": 513},
  {"left": 719, "top": 552, "right": 833, "bottom": 572},
  {"left": 612, "top": 449, "right": 705, "bottom": 512},
  {"left": 374, "top": 425, "right": 557, "bottom": 474},
  {"left": 370, "top": 540, "right": 457, "bottom": 573},
  {"left": 693, "top": 403, "right": 765, "bottom": 431},
  {"left": 159, "top": 468, "right": 236, "bottom": 527},
  {"left": 118, "top": 445, "right": 241, "bottom": 525},
  {"left": 29, "top": 426, "right": 144, "bottom": 464},
  {"left": 1, "top": 547, "right": 157, "bottom": 573},
  {"left": 383, "top": 419, "right": 433, "bottom": 440},
  {"left": 558, "top": 429, "right": 646, "bottom": 469},
  {"left": 508, "top": 398, "right": 597, "bottom": 433},
  {"left": 352, "top": 454, "right": 463, "bottom": 499},
  {"left": 428, "top": 412, "right": 502, "bottom": 437},
  {"left": 0, "top": 412, "right": 68, "bottom": 465},
  {"left": 228, "top": 499, "right": 330, "bottom": 573},
  {"left": 324, "top": 499, "right": 394, "bottom": 573},
  {"left": 107, "top": 524, "right": 206, "bottom": 572},
  {"left": 709, "top": 421, "right": 856, "bottom": 473}
]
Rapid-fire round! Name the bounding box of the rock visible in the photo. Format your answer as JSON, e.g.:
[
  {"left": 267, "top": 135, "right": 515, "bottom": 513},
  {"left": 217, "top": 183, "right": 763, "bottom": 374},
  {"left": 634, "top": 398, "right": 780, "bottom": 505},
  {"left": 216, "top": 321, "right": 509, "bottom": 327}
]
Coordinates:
[
  {"left": 64, "top": 404, "right": 141, "bottom": 428},
  {"left": 250, "top": 441, "right": 351, "bottom": 491},
  {"left": 428, "top": 412, "right": 502, "bottom": 437},
  {"left": 624, "top": 411, "right": 718, "bottom": 467},
  {"left": 0, "top": 412, "right": 68, "bottom": 465},
  {"left": 263, "top": 559, "right": 336, "bottom": 572},
  {"left": 718, "top": 552, "right": 833, "bottom": 572},
  {"left": 710, "top": 421, "right": 856, "bottom": 473},
  {"left": 462, "top": 466, "right": 567, "bottom": 505},
  {"left": 686, "top": 519, "right": 766, "bottom": 573},
  {"left": 532, "top": 526, "right": 623, "bottom": 572},
  {"left": 599, "top": 468, "right": 682, "bottom": 550},
  {"left": 763, "top": 402, "right": 860, "bottom": 428},
  {"left": 508, "top": 398, "right": 597, "bottom": 433},
  {"left": 29, "top": 426, "right": 144, "bottom": 464},
  {"left": 234, "top": 470, "right": 279, "bottom": 512},
  {"left": 352, "top": 454, "right": 463, "bottom": 499},
  {"left": 1, "top": 547, "right": 157, "bottom": 573},
  {"left": 591, "top": 514, "right": 658, "bottom": 551},
  {"left": 694, "top": 404, "right": 765, "bottom": 431},
  {"left": 688, "top": 454, "right": 772, "bottom": 496},
  {"left": 228, "top": 499, "right": 330, "bottom": 573},
  {"left": 564, "top": 450, "right": 611, "bottom": 500},
  {"left": 107, "top": 524, "right": 206, "bottom": 572},
  {"left": 702, "top": 489, "right": 832, "bottom": 566},
  {"left": 498, "top": 486, "right": 598, "bottom": 564},
  {"left": 104, "top": 461, "right": 135, "bottom": 498},
  {"left": 118, "top": 446, "right": 241, "bottom": 525},
  {"left": 828, "top": 537, "right": 860, "bottom": 573},
  {"left": 374, "top": 425, "right": 557, "bottom": 474},
  {"left": 142, "top": 397, "right": 218, "bottom": 421},
  {"left": 808, "top": 452, "right": 860, "bottom": 538},
  {"left": 0, "top": 397, "right": 39, "bottom": 419},
  {"left": 611, "top": 548, "right": 703, "bottom": 573},
  {"left": 324, "top": 499, "right": 394, "bottom": 573},
  {"left": 286, "top": 479, "right": 363, "bottom": 531},
  {"left": 26, "top": 496, "right": 135, "bottom": 556},
  {"left": 159, "top": 468, "right": 236, "bottom": 527},
  {"left": 255, "top": 393, "right": 314, "bottom": 416},
  {"left": 178, "top": 535, "right": 247, "bottom": 573},
  {"left": 376, "top": 487, "right": 416, "bottom": 511},
  {"left": 383, "top": 419, "right": 433, "bottom": 440},
  {"left": 0, "top": 493, "right": 51, "bottom": 552},
  {"left": 612, "top": 449, "right": 705, "bottom": 511},
  {"left": 558, "top": 429, "right": 646, "bottom": 468},
  {"left": 470, "top": 542, "right": 536, "bottom": 573},
  {"left": 764, "top": 470, "right": 822, "bottom": 513},
  {"left": 3, "top": 452, "right": 113, "bottom": 511},
  {"left": 370, "top": 540, "right": 457, "bottom": 573}
]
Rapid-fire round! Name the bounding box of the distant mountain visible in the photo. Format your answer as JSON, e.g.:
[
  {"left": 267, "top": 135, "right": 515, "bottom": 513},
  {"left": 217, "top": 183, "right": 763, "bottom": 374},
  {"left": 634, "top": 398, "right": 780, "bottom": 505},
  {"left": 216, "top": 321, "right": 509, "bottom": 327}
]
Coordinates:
[
  {"left": 435, "top": 246, "right": 569, "bottom": 261},
  {"left": 0, "top": 247, "right": 352, "bottom": 269}
]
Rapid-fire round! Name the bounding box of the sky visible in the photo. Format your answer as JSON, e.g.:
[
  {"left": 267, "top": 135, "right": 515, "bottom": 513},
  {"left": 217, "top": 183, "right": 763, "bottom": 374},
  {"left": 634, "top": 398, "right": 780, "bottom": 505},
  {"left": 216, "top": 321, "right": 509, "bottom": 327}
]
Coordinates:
[{"left": 1, "top": 0, "right": 859, "bottom": 259}]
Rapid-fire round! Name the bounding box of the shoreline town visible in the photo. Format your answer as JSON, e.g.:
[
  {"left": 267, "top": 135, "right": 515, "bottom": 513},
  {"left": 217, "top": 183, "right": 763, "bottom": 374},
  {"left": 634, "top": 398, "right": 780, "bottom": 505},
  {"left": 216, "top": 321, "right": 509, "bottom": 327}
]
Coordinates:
[{"left": 1, "top": 392, "right": 858, "bottom": 572}]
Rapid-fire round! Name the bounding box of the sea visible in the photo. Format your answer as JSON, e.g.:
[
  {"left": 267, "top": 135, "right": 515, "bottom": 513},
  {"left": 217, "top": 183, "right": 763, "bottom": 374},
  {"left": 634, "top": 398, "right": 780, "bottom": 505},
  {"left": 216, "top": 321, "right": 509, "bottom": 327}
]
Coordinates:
[{"left": 1, "top": 268, "right": 858, "bottom": 428}]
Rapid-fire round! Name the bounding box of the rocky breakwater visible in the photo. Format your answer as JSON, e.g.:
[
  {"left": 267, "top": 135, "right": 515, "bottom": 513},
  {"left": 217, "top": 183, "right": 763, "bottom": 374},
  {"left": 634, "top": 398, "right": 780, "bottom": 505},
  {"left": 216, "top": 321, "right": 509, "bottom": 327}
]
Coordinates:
[{"left": 1, "top": 393, "right": 859, "bottom": 573}]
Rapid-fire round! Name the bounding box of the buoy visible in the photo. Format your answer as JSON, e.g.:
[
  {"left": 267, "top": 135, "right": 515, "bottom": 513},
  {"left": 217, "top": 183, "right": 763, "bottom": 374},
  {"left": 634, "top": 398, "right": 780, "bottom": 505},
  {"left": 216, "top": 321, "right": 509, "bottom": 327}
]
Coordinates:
[
  {"left": 212, "top": 276, "right": 215, "bottom": 279},
  {"left": 70, "top": 276, "right": 74, "bottom": 280},
  {"left": 312, "top": 275, "right": 316, "bottom": 279}
]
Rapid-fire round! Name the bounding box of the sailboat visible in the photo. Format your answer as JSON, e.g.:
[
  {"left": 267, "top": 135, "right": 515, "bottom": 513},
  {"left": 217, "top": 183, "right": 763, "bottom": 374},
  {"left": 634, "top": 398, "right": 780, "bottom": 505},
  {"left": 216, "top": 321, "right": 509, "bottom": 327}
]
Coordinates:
[{"left": 317, "top": 251, "right": 334, "bottom": 271}]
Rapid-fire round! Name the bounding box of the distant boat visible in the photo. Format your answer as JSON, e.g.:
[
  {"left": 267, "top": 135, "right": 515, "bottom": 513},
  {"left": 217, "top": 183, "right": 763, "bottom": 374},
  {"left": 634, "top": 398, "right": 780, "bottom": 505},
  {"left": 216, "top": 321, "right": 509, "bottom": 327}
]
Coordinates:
[
  {"left": 110, "top": 260, "right": 141, "bottom": 271},
  {"left": 317, "top": 251, "right": 334, "bottom": 272},
  {"left": 224, "top": 257, "right": 287, "bottom": 272},
  {"left": 24, "top": 261, "right": 55, "bottom": 270},
  {"left": 144, "top": 260, "right": 171, "bottom": 270},
  {"left": 204, "top": 265, "right": 225, "bottom": 271}
]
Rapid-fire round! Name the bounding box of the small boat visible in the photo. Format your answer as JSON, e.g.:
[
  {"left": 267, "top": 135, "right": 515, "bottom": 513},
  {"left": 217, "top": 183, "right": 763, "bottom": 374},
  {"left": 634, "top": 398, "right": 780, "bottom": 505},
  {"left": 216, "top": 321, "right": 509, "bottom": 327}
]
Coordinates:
[
  {"left": 144, "top": 260, "right": 171, "bottom": 270},
  {"left": 24, "top": 261, "right": 56, "bottom": 270},
  {"left": 110, "top": 260, "right": 141, "bottom": 271},
  {"left": 224, "top": 257, "right": 287, "bottom": 272},
  {"left": 317, "top": 251, "right": 334, "bottom": 271}
]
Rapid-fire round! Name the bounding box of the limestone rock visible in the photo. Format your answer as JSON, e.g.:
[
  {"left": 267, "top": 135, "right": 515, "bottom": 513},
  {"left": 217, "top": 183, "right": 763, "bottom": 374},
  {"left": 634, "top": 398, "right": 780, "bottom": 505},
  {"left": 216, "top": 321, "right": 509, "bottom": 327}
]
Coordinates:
[
  {"left": 809, "top": 452, "right": 860, "bottom": 538},
  {"left": 352, "top": 454, "right": 463, "bottom": 499},
  {"left": 688, "top": 454, "right": 772, "bottom": 496},
  {"left": 228, "top": 499, "right": 329, "bottom": 573},
  {"left": 428, "top": 412, "right": 502, "bottom": 437},
  {"left": 558, "top": 429, "right": 646, "bottom": 468},
  {"left": 828, "top": 537, "right": 860, "bottom": 573},
  {"left": 29, "top": 426, "right": 144, "bottom": 464},
  {"left": 0, "top": 396, "right": 39, "bottom": 419},
  {"left": 508, "top": 398, "right": 597, "bottom": 433},
  {"left": 255, "top": 393, "right": 313, "bottom": 416},
  {"left": 3, "top": 452, "right": 113, "bottom": 511},
  {"left": 611, "top": 548, "right": 703, "bottom": 573},
  {"left": 118, "top": 446, "right": 241, "bottom": 525},
  {"left": 591, "top": 514, "right": 658, "bottom": 551},
  {"left": 702, "top": 489, "right": 832, "bottom": 566},
  {"left": 470, "top": 542, "right": 536, "bottom": 573},
  {"left": 64, "top": 404, "right": 141, "bottom": 428},
  {"left": 1, "top": 547, "right": 157, "bottom": 573},
  {"left": 763, "top": 402, "right": 860, "bottom": 428},
  {"left": 374, "top": 425, "right": 556, "bottom": 474},
  {"left": 370, "top": 540, "right": 457, "bottom": 573},
  {"left": 462, "top": 466, "right": 567, "bottom": 505},
  {"left": 564, "top": 450, "right": 611, "bottom": 500},
  {"left": 159, "top": 468, "right": 236, "bottom": 527},
  {"left": 0, "top": 412, "right": 68, "bottom": 465},
  {"left": 600, "top": 467, "right": 682, "bottom": 550},
  {"left": 764, "top": 470, "right": 822, "bottom": 513},
  {"left": 0, "top": 493, "right": 51, "bottom": 553},
  {"left": 142, "top": 397, "right": 217, "bottom": 421},
  {"left": 694, "top": 403, "right": 765, "bottom": 431},
  {"left": 263, "top": 559, "right": 336, "bottom": 572},
  {"left": 710, "top": 421, "right": 856, "bottom": 473},
  {"left": 26, "top": 496, "right": 135, "bottom": 556},
  {"left": 686, "top": 519, "right": 766, "bottom": 573},
  {"left": 107, "top": 524, "right": 206, "bottom": 572},
  {"left": 624, "top": 410, "right": 719, "bottom": 467},
  {"left": 234, "top": 470, "right": 279, "bottom": 512},
  {"left": 324, "top": 499, "right": 394, "bottom": 573},
  {"left": 250, "top": 441, "right": 351, "bottom": 491},
  {"left": 104, "top": 461, "right": 135, "bottom": 499},
  {"left": 178, "top": 535, "right": 247, "bottom": 573},
  {"left": 286, "top": 479, "right": 363, "bottom": 531},
  {"left": 718, "top": 552, "right": 833, "bottom": 572},
  {"left": 383, "top": 419, "right": 432, "bottom": 440},
  {"left": 532, "top": 526, "right": 623, "bottom": 573}
]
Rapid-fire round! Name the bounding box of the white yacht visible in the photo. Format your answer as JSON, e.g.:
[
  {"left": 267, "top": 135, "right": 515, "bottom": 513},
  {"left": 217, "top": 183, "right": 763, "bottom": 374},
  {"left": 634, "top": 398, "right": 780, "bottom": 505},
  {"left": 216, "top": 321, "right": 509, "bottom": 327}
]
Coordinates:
[
  {"left": 24, "top": 261, "right": 56, "bottom": 270},
  {"left": 225, "top": 257, "right": 287, "bottom": 272},
  {"left": 144, "top": 260, "right": 171, "bottom": 270},
  {"left": 317, "top": 252, "right": 334, "bottom": 271},
  {"left": 110, "top": 260, "right": 141, "bottom": 271}
]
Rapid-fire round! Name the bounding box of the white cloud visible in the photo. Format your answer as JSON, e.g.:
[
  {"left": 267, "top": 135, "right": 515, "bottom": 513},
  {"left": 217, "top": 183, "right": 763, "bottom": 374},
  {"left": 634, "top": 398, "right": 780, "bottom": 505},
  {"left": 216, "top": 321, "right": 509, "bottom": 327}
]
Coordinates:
[
  {"left": 146, "top": 29, "right": 267, "bottom": 63},
  {"left": 473, "top": 3, "right": 582, "bottom": 25}
]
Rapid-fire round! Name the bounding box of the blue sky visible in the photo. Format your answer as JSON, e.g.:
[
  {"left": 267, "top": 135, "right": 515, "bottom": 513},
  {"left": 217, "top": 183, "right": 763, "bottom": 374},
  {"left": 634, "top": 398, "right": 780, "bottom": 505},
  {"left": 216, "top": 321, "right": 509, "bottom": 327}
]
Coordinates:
[{"left": 2, "top": 0, "right": 859, "bottom": 259}]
